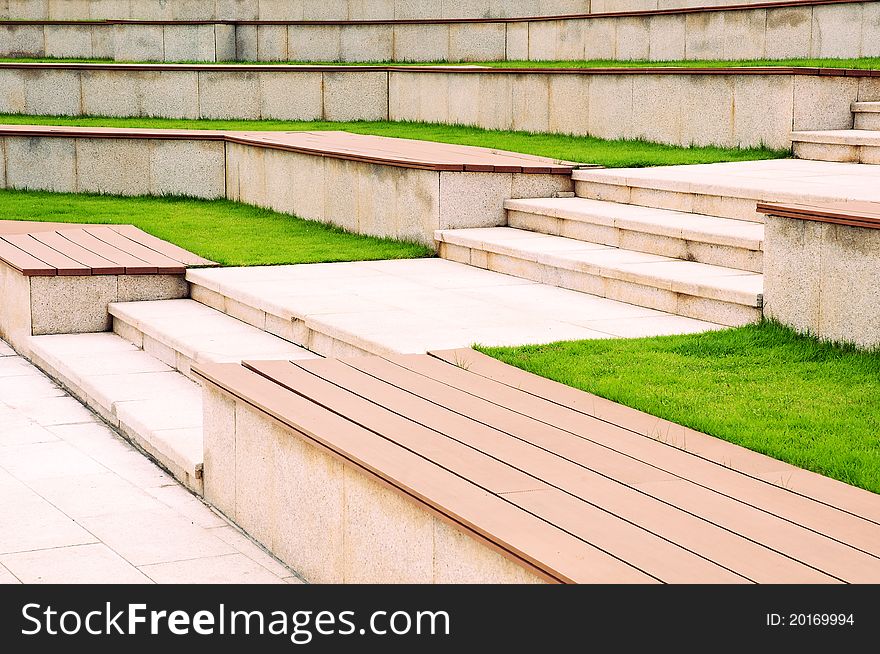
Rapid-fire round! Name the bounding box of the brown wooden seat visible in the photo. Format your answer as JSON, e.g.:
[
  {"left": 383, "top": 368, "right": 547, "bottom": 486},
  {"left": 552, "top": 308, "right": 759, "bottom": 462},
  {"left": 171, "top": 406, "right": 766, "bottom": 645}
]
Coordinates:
[
  {"left": 758, "top": 200, "right": 880, "bottom": 230},
  {"left": 193, "top": 350, "right": 880, "bottom": 584},
  {"left": 0, "top": 221, "right": 216, "bottom": 276}
]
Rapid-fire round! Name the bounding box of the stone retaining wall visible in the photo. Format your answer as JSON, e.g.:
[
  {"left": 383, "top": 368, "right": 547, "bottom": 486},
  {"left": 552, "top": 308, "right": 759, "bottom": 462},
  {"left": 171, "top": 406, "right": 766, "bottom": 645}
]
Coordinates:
[
  {"left": 2, "top": 2, "right": 877, "bottom": 62},
  {"left": 4, "top": 64, "right": 879, "bottom": 148}
]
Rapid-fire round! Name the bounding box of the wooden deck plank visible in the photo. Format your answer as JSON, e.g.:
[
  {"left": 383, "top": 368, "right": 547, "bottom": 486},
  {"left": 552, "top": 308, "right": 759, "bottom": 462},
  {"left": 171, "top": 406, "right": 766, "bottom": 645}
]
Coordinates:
[
  {"left": 0, "top": 237, "right": 55, "bottom": 275},
  {"left": 192, "top": 362, "right": 653, "bottom": 584},
  {"left": 57, "top": 229, "right": 158, "bottom": 274},
  {"left": 82, "top": 226, "right": 186, "bottom": 274},
  {"left": 108, "top": 225, "right": 216, "bottom": 267},
  {"left": 311, "top": 357, "right": 839, "bottom": 583},
  {"left": 244, "top": 359, "right": 746, "bottom": 583},
  {"left": 30, "top": 231, "right": 125, "bottom": 275},
  {"left": 425, "top": 349, "right": 880, "bottom": 544},
  {"left": 0, "top": 233, "right": 90, "bottom": 276}
]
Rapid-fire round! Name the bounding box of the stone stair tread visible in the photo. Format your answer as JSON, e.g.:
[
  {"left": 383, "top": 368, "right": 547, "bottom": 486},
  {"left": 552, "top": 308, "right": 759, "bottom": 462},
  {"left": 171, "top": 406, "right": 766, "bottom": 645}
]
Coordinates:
[
  {"left": 791, "top": 130, "right": 880, "bottom": 145},
  {"left": 504, "top": 196, "right": 764, "bottom": 249},
  {"left": 851, "top": 102, "right": 880, "bottom": 113},
  {"left": 435, "top": 227, "right": 763, "bottom": 307},
  {"left": 109, "top": 298, "right": 318, "bottom": 364},
  {"left": 28, "top": 332, "right": 204, "bottom": 487}
]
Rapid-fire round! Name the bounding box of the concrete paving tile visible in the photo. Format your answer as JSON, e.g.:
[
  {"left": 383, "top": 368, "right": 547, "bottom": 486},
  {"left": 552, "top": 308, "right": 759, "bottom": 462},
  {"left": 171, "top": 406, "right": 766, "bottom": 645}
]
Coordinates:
[
  {"left": 78, "top": 508, "right": 237, "bottom": 566},
  {"left": 0, "top": 374, "right": 66, "bottom": 401},
  {"left": 0, "top": 341, "right": 15, "bottom": 357},
  {"left": 0, "top": 422, "right": 60, "bottom": 447},
  {"left": 0, "top": 563, "right": 21, "bottom": 584},
  {"left": 2, "top": 395, "right": 97, "bottom": 426},
  {"left": 207, "top": 525, "right": 293, "bottom": 578},
  {"left": 0, "top": 440, "right": 108, "bottom": 481},
  {"left": 138, "top": 553, "right": 286, "bottom": 584},
  {"left": 28, "top": 472, "right": 165, "bottom": 518},
  {"left": 1, "top": 543, "right": 152, "bottom": 584},
  {"left": 580, "top": 315, "right": 726, "bottom": 338},
  {"left": 0, "top": 357, "right": 42, "bottom": 378},
  {"left": 146, "top": 483, "right": 226, "bottom": 529},
  {"left": 0, "top": 489, "right": 98, "bottom": 554}
]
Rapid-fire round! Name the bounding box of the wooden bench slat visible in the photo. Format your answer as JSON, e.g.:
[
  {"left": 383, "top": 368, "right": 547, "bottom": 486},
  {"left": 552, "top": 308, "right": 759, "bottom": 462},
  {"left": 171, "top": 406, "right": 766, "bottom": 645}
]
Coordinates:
[
  {"left": 83, "top": 226, "right": 186, "bottom": 274},
  {"left": 193, "top": 362, "right": 652, "bottom": 584},
  {"left": 0, "top": 233, "right": 90, "bottom": 276},
  {"left": 30, "top": 231, "right": 125, "bottom": 275},
  {"left": 428, "top": 348, "right": 880, "bottom": 531},
  {"left": 107, "top": 225, "right": 216, "bottom": 267},
  {"left": 333, "top": 357, "right": 841, "bottom": 583},
  {"left": 58, "top": 228, "right": 158, "bottom": 275},
  {"left": 244, "top": 359, "right": 744, "bottom": 583},
  {"left": 0, "top": 237, "right": 55, "bottom": 276}
]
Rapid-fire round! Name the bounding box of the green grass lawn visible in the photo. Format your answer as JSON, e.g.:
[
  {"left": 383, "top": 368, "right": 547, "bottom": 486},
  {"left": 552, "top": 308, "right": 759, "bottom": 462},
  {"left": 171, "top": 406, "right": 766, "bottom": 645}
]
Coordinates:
[
  {"left": 3, "top": 56, "right": 879, "bottom": 69},
  {"left": 0, "top": 189, "right": 431, "bottom": 266},
  {"left": 0, "top": 114, "right": 788, "bottom": 168},
  {"left": 477, "top": 321, "right": 880, "bottom": 494}
]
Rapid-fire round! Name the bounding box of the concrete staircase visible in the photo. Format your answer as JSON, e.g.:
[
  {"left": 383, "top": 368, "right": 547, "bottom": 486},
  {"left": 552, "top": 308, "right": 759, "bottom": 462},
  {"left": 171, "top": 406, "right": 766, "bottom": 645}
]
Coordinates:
[
  {"left": 791, "top": 102, "right": 880, "bottom": 165},
  {"left": 436, "top": 170, "right": 771, "bottom": 327},
  {"left": 26, "top": 300, "right": 319, "bottom": 495}
]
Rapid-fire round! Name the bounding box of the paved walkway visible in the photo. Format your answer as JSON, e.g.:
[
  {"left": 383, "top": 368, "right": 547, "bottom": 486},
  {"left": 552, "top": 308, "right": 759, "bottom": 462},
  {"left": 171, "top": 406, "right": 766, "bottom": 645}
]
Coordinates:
[{"left": 0, "top": 339, "right": 302, "bottom": 584}]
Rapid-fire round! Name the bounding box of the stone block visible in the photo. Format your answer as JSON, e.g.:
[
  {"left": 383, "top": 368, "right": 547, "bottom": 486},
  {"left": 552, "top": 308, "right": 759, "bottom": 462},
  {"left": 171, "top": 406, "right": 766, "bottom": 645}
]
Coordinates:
[
  {"left": 684, "top": 11, "right": 724, "bottom": 60},
  {"left": 199, "top": 71, "right": 261, "bottom": 119},
  {"left": 217, "top": 0, "right": 259, "bottom": 20},
  {"left": 432, "top": 519, "right": 545, "bottom": 584},
  {"left": 582, "top": 17, "right": 616, "bottom": 60},
  {"left": 548, "top": 74, "right": 589, "bottom": 136},
  {"left": 90, "top": 23, "right": 115, "bottom": 59},
  {"left": 138, "top": 71, "right": 200, "bottom": 119},
  {"left": 23, "top": 68, "right": 81, "bottom": 116},
  {"left": 348, "top": 0, "right": 394, "bottom": 20},
  {"left": 392, "top": 24, "right": 449, "bottom": 62},
  {"left": 505, "top": 22, "right": 529, "bottom": 61},
  {"left": 587, "top": 74, "right": 633, "bottom": 141},
  {"left": 342, "top": 464, "right": 434, "bottom": 583},
  {"left": 511, "top": 74, "right": 551, "bottom": 133},
  {"left": 116, "top": 275, "right": 189, "bottom": 303},
  {"left": 762, "top": 215, "right": 822, "bottom": 334},
  {"left": 440, "top": 172, "right": 512, "bottom": 230},
  {"left": 301, "top": 0, "right": 349, "bottom": 20},
  {"left": 723, "top": 9, "right": 766, "bottom": 60},
  {"left": 44, "top": 25, "right": 93, "bottom": 58},
  {"left": 811, "top": 3, "right": 863, "bottom": 59},
  {"left": 0, "top": 261, "right": 33, "bottom": 353},
  {"left": 631, "top": 74, "right": 682, "bottom": 145},
  {"left": 5, "top": 136, "right": 77, "bottom": 192},
  {"left": 269, "top": 408, "right": 345, "bottom": 583},
  {"left": 648, "top": 14, "right": 685, "bottom": 61},
  {"left": 615, "top": 17, "right": 649, "bottom": 61},
  {"left": 287, "top": 24, "right": 340, "bottom": 61},
  {"left": 0, "top": 69, "right": 26, "bottom": 114},
  {"left": 214, "top": 24, "right": 237, "bottom": 61},
  {"left": 764, "top": 6, "right": 812, "bottom": 60},
  {"left": 681, "top": 75, "right": 734, "bottom": 147},
  {"left": 75, "top": 138, "right": 151, "bottom": 196},
  {"left": 231, "top": 405, "right": 275, "bottom": 547},
  {"left": 256, "top": 0, "right": 298, "bottom": 20},
  {"left": 90, "top": 0, "right": 136, "bottom": 19},
  {"left": 444, "top": 73, "right": 480, "bottom": 126},
  {"left": 733, "top": 74, "right": 794, "bottom": 150},
  {"left": 323, "top": 71, "right": 388, "bottom": 121},
  {"left": 340, "top": 24, "right": 393, "bottom": 63},
  {"left": 256, "top": 24, "right": 288, "bottom": 61},
  {"left": 202, "top": 386, "right": 236, "bottom": 515},
  {"left": 233, "top": 24, "right": 257, "bottom": 62},
  {"left": 449, "top": 23, "right": 506, "bottom": 62},
  {"left": 112, "top": 24, "right": 164, "bottom": 61},
  {"left": 149, "top": 140, "right": 226, "bottom": 198},
  {"left": 163, "top": 24, "right": 217, "bottom": 62},
  {"left": 527, "top": 20, "right": 559, "bottom": 60},
  {"left": 259, "top": 71, "right": 323, "bottom": 120},
  {"left": 7, "top": 0, "right": 49, "bottom": 19},
  {"left": 30, "top": 276, "right": 118, "bottom": 335},
  {"left": 48, "top": 0, "right": 87, "bottom": 19},
  {"left": 863, "top": 2, "right": 880, "bottom": 57},
  {"left": 793, "top": 76, "right": 859, "bottom": 132}
]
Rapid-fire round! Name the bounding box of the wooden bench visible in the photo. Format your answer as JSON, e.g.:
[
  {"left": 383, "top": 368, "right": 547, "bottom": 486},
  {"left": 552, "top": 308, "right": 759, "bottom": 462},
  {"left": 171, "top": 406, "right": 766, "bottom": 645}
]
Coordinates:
[
  {"left": 0, "top": 221, "right": 215, "bottom": 355},
  {"left": 193, "top": 349, "right": 880, "bottom": 584}
]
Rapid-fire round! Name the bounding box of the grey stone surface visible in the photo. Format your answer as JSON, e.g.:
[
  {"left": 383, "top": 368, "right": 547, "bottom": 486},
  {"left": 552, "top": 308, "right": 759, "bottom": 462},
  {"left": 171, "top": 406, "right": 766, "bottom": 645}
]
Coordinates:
[
  {"left": 44, "top": 25, "right": 93, "bottom": 58},
  {"left": 116, "top": 275, "right": 189, "bottom": 303},
  {"left": 75, "top": 138, "right": 151, "bottom": 196},
  {"left": 340, "top": 24, "right": 393, "bottom": 63},
  {"left": 616, "top": 17, "right": 650, "bottom": 61},
  {"left": 202, "top": 387, "right": 237, "bottom": 516},
  {"left": 112, "top": 24, "right": 164, "bottom": 62},
  {"left": 138, "top": 71, "right": 201, "bottom": 119},
  {"left": 23, "top": 68, "right": 81, "bottom": 116},
  {"left": 648, "top": 14, "right": 685, "bottom": 61},
  {"left": 0, "top": 24, "right": 44, "bottom": 57},
  {"left": 323, "top": 71, "right": 388, "bottom": 121},
  {"left": 793, "top": 76, "right": 859, "bottom": 132},
  {"left": 256, "top": 24, "right": 288, "bottom": 62},
  {"left": 684, "top": 11, "right": 725, "bottom": 59},
  {"left": 0, "top": 69, "right": 26, "bottom": 114},
  {"left": 259, "top": 71, "right": 323, "bottom": 120},
  {"left": 449, "top": 22, "right": 506, "bottom": 62},
  {"left": 163, "top": 24, "right": 217, "bottom": 62},
  {"left": 587, "top": 74, "right": 633, "bottom": 141},
  {"left": 0, "top": 261, "right": 33, "bottom": 353},
  {"left": 199, "top": 71, "right": 261, "bottom": 119},
  {"left": 287, "top": 24, "right": 340, "bottom": 61},
  {"left": 681, "top": 75, "right": 734, "bottom": 147},
  {"left": 723, "top": 9, "right": 766, "bottom": 59},
  {"left": 733, "top": 74, "right": 794, "bottom": 150},
  {"left": 30, "top": 276, "right": 117, "bottom": 336},
  {"left": 4, "top": 136, "right": 77, "bottom": 192},
  {"left": 811, "top": 3, "right": 864, "bottom": 59},
  {"left": 214, "top": 24, "right": 237, "bottom": 61},
  {"left": 765, "top": 6, "right": 812, "bottom": 60},
  {"left": 392, "top": 24, "right": 449, "bottom": 62},
  {"left": 763, "top": 215, "right": 822, "bottom": 335}
]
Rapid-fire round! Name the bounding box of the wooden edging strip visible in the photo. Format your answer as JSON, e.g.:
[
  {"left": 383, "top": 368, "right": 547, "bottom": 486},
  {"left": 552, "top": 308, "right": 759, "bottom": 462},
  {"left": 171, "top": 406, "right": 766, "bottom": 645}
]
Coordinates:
[
  {"left": 0, "top": 61, "right": 877, "bottom": 77},
  {"left": 757, "top": 201, "right": 880, "bottom": 230},
  {"left": 0, "top": 0, "right": 866, "bottom": 26}
]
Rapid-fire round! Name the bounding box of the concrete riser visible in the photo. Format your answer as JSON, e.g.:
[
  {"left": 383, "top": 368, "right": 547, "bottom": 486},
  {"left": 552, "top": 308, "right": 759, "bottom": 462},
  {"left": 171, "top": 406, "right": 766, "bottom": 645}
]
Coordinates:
[
  {"left": 574, "top": 181, "right": 765, "bottom": 223},
  {"left": 439, "top": 243, "right": 760, "bottom": 327},
  {"left": 793, "top": 141, "right": 880, "bottom": 165},
  {"left": 854, "top": 113, "right": 880, "bottom": 131},
  {"left": 507, "top": 210, "right": 763, "bottom": 273}
]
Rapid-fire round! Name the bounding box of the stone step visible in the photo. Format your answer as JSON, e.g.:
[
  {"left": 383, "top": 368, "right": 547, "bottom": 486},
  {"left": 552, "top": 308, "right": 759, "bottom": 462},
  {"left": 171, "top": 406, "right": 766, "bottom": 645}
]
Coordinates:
[
  {"left": 109, "top": 298, "right": 319, "bottom": 380},
  {"left": 791, "top": 130, "right": 880, "bottom": 165},
  {"left": 435, "top": 227, "right": 763, "bottom": 327},
  {"left": 505, "top": 197, "right": 764, "bottom": 273},
  {"left": 852, "top": 102, "right": 880, "bottom": 131},
  {"left": 572, "top": 160, "right": 880, "bottom": 222},
  {"left": 27, "top": 332, "right": 205, "bottom": 494}
]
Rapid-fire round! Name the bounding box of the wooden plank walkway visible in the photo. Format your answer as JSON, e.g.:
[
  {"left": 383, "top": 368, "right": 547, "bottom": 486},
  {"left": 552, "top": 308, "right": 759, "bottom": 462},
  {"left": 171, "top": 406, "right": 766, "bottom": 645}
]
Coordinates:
[
  {"left": 193, "top": 349, "right": 880, "bottom": 584},
  {"left": 0, "top": 221, "right": 216, "bottom": 276}
]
